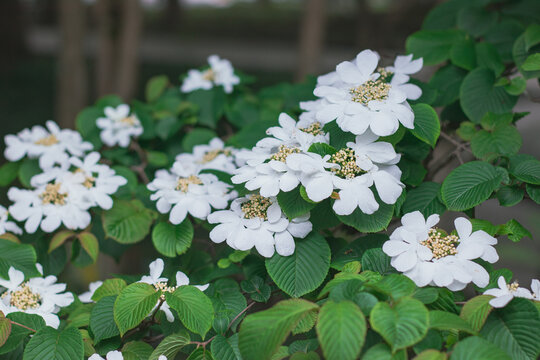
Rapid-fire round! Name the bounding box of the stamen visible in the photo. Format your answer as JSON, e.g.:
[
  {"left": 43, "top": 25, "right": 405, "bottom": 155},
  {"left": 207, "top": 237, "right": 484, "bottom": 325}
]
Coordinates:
[
  {"left": 154, "top": 282, "right": 177, "bottom": 300},
  {"left": 2, "top": 283, "right": 42, "bottom": 310},
  {"left": 201, "top": 149, "right": 232, "bottom": 163},
  {"left": 507, "top": 281, "right": 520, "bottom": 292},
  {"left": 299, "top": 122, "right": 325, "bottom": 136},
  {"left": 269, "top": 145, "right": 300, "bottom": 163},
  {"left": 176, "top": 175, "right": 203, "bottom": 193},
  {"left": 120, "top": 116, "right": 138, "bottom": 126},
  {"left": 349, "top": 79, "right": 391, "bottom": 105},
  {"left": 34, "top": 134, "right": 59, "bottom": 146},
  {"left": 329, "top": 148, "right": 365, "bottom": 179},
  {"left": 241, "top": 195, "right": 272, "bottom": 220},
  {"left": 40, "top": 183, "right": 68, "bottom": 205},
  {"left": 421, "top": 228, "right": 459, "bottom": 259},
  {"left": 202, "top": 69, "right": 215, "bottom": 81},
  {"left": 376, "top": 67, "right": 394, "bottom": 83}
]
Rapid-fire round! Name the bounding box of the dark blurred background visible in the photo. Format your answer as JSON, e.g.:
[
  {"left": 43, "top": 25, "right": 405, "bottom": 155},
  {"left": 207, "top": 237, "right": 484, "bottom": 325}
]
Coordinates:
[{"left": 0, "top": 0, "right": 538, "bottom": 284}]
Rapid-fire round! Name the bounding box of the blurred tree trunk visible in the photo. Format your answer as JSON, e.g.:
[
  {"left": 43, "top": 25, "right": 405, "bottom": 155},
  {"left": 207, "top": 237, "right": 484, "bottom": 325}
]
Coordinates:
[
  {"left": 0, "top": 0, "right": 27, "bottom": 70},
  {"left": 57, "top": 0, "right": 87, "bottom": 128},
  {"left": 116, "top": 0, "right": 142, "bottom": 100},
  {"left": 296, "top": 0, "right": 327, "bottom": 81},
  {"left": 95, "top": 0, "right": 115, "bottom": 96}
]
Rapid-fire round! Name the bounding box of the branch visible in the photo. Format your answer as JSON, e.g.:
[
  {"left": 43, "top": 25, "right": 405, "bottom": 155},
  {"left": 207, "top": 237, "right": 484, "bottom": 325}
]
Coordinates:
[
  {"left": 129, "top": 140, "right": 150, "bottom": 184},
  {"left": 9, "top": 320, "right": 36, "bottom": 333}
]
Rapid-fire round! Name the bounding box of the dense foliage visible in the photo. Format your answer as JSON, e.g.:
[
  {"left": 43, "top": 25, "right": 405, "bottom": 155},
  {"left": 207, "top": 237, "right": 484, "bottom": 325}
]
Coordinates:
[{"left": 0, "top": 0, "right": 540, "bottom": 359}]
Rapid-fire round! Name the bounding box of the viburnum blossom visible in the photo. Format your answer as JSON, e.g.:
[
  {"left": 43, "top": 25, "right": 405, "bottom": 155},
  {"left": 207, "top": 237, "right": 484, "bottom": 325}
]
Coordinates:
[
  {"left": 79, "top": 280, "right": 103, "bottom": 303},
  {"left": 311, "top": 49, "right": 421, "bottom": 137},
  {"left": 207, "top": 195, "right": 312, "bottom": 257},
  {"left": 383, "top": 212, "right": 499, "bottom": 290},
  {"left": 0, "top": 266, "right": 73, "bottom": 328},
  {"left": 96, "top": 104, "right": 143, "bottom": 148},
  {"left": 181, "top": 55, "right": 240, "bottom": 94},
  {"left": 0, "top": 205, "right": 22, "bottom": 235},
  {"left": 175, "top": 137, "right": 239, "bottom": 174},
  {"left": 147, "top": 161, "right": 235, "bottom": 224},
  {"left": 483, "top": 276, "right": 533, "bottom": 308},
  {"left": 385, "top": 54, "right": 423, "bottom": 100},
  {"left": 138, "top": 258, "right": 208, "bottom": 322},
  {"left": 3, "top": 120, "right": 92, "bottom": 169}
]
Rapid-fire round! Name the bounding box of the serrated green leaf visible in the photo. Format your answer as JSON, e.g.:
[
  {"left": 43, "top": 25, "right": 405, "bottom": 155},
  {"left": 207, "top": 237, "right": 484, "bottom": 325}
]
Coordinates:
[
  {"left": 508, "top": 154, "right": 540, "bottom": 185},
  {"left": 103, "top": 199, "right": 156, "bottom": 244},
  {"left": 522, "top": 53, "right": 540, "bottom": 71},
  {"left": 122, "top": 341, "right": 153, "bottom": 360},
  {"left": 459, "top": 295, "right": 493, "bottom": 333},
  {"left": 238, "top": 299, "right": 319, "bottom": 360},
  {"left": 307, "top": 143, "right": 336, "bottom": 157},
  {"left": 277, "top": 186, "right": 317, "bottom": 219},
  {"left": 152, "top": 220, "right": 193, "bottom": 257},
  {"left": 471, "top": 125, "right": 522, "bottom": 160},
  {"left": 48, "top": 230, "right": 75, "bottom": 253},
  {"left": 316, "top": 300, "right": 366, "bottom": 360},
  {"left": 498, "top": 219, "right": 532, "bottom": 242},
  {"left": 0, "top": 239, "right": 39, "bottom": 279},
  {"left": 92, "top": 279, "right": 127, "bottom": 302},
  {"left": 414, "top": 349, "right": 447, "bottom": 360},
  {"left": 149, "top": 331, "right": 190, "bottom": 360},
  {"left": 526, "top": 184, "right": 540, "bottom": 204},
  {"left": 90, "top": 296, "right": 119, "bottom": 343},
  {"left": 429, "top": 65, "right": 467, "bottom": 107},
  {"left": 504, "top": 77, "right": 527, "bottom": 96},
  {"left": 114, "top": 283, "right": 160, "bottom": 335},
  {"left": 370, "top": 297, "right": 429, "bottom": 352},
  {"left": 496, "top": 186, "right": 524, "bottom": 207},
  {"left": 210, "top": 334, "right": 242, "bottom": 360},
  {"left": 0, "top": 313, "right": 45, "bottom": 355},
  {"left": 450, "top": 336, "right": 511, "bottom": 360},
  {"left": 337, "top": 198, "right": 394, "bottom": 233},
  {"left": 457, "top": 7, "right": 497, "bottom": 37},
  {"left": 441, "top": 161, "right": 502, "bottom": 211},
  {"left": 266, "top": 232, "right": 330, "bottom": 297},
  {"left": 182, "top": 129, "right": 218, "bottom": 152},
  {"left": 513, "top": 33, "right": 540, "bottom": 79},
  {"left": 0, "top": 317, "right": 11, "bottom": 348},
  {"left": 476, "top": 42, "right": 504, "bottom": 77},
  {"left": 23, "top": 326, "right": 84, "bottom": 360},
  {"left": 429, "top": 310, "right": 476, "bottom": 334},
  {"left": 403, "top": 182, "right": 446, "bottom": 217},
  {"left": 410, "top": 104, "right": 440, "bottom": 147},
  {"left": 450, "top": 38, "right": 477, "bottom": 70},
  {"left": 77, "top": 232, "right": 99, "bottom": 263},
  {"left": 187, "top": 88, "right": 226, "bottom": 128},
  {"left": 406, "top": 29, "right": 466, "bottom": 65},
  {"left": 370, "top": 274, "right": 416, "bottom": 300},
  {"left": 165, "top": 285, "right": 214, "bottom": 337}
]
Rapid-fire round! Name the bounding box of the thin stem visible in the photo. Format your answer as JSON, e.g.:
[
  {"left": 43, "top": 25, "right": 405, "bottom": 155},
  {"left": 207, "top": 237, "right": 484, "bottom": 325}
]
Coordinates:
[
  {"left": 226, "top": 301, "right": 255, "bottom": 333},
  {"left": 9, "top": 320, "right": 36, "bottom": 333},
  {"left": 129, "top": 140, "right": 150, "bottom": 184}
]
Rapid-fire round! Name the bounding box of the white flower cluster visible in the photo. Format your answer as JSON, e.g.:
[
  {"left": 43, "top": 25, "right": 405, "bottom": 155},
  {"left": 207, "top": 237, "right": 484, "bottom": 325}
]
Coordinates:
[
  {"left": 383, "top": 211, "right": 499, "bottom": 291},
  {"left": 147, "top": 138, "right": 240, "bottom": 225},
  {"left": 0, "top": 266, "right": 73, "bottom": 328},
  {"left": 181, "top": 55, "right": 240, "bottom": 94},
  {"left": 483, "top": 277, "right": 540, "bottom": 308},
  {"left": 97, "top": 104, "right": 143, "bottom": 148},
  {"left": 90, "top": 351, "right": 166, "bottom": 360}
]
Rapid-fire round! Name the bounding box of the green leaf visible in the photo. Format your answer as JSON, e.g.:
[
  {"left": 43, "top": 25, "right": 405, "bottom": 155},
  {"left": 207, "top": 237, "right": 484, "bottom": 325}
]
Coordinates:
[
  {"left": 406, "top": 29, "right": 466, "bottom": 65},
  {"left": 165, "top": 285, "right": 214, "bottom": 337},
  {"left": 152, "top": 220, "right": 193, "bottom": 257},
  {"left": 410, "top": 104, "right": 440, "bottom": 147},
  {"left": 17, "top": 160, "right": 41, "bottom": 188},
  {"left": 337, "top": 199, "right": 394, "bottom": 233},
  {"left": 450, "top": 38, "right": 477, "bottom": 70},
  {"left": 187, "top": 88, "right": 226, "bottom": 128},
  {"left": 370, "top": 274, "right": 416, "bottom": 300},
  {"left": 23, "top": 326, "right": 84, "bottom": 360},
  {"left": 146, "top": 75, "right": 169, "bottom": 102},
  {"left": 316, "top": 300, "right": 366, "bottom": 360},
  {"left": 103, "top": 199, "right": 156, "bottom": 244},
  {"left": 522, "top": 53, "right": 540, "bottom": 71},
  {"left": 429, "top": 65, "right": 467, "bottom": 107},
  {"left": 238, "top": 299, "right": 319, "bottom": 360},
  {"left": 90, "top": 296, "right": 120, "bottom": 343},
  {"left": 429, "top": 310, "right": 476, "bottom": 334},
  {"left": 92, "top": 279, "right": 127, "bottom": 302},
  {"left": 370, "top": 297, "right": 429, "bottom": 352},
  {"left": 77, "top": 232, "right": 99, "bottom": 263},
  {"left": 362, "top": 343, "right": 406, "bottom": 360},
  {"left": 361, "top": 248, "right": 393, "bottom": 275},
  {"left": 266, "top": 232, "right": 330, "bottom": 297},
  {"left": 48, "top": 230, "right": 75, "bottom": 253},
  {"left": 450, "top": 336, "right": 511, "bottom": 360},
  {"left": 456, "top": 121, "right": 477, "bottom": 141},
  {"left": 186, "top": 348, "right": 214, "bottom": 360},
  {"left": 457, "top": 7, "right": 497, "bottom": 37},
  {"left": 524, "top": 24, "right": 540, "bottom": 51},
  {"left": 307, "top": 143, "right": 336, "bottom": 157},
  {"left": 114, "top": 282, "right": 160, "bottom": 336},
  {"left": 402, "top": 182, "right": 446, "bottom": 217},
  {"left": 277, "top": 186, "right": 317, "bottom": 219},
  {"left": 496, "top": 186, "right": 524, "bottom": 207},
  {"left": 0, "top": 239, "right": 39, "bottom": 278},
  {"left": 75, "top": 107, "right": 103, "bottom": 148},
  {"left": 323, "top": 121, "right": 355, "bottom": 149},
  {"left": 460, "top": 68, "right": 518, "bottom": 123},
  {"left": 414, "top": 349, "right": 447, "bottom": 360},
  {"left": 460, "top": 295, "right": 493, "bottom": 333},
  {"left": 476, "top": 42, "right": 505, "bottom": 77},
  {"left": 209, "top": 279, "right": 247, "bottom": 334},
  {"left": 122, "top": 341, "right": 154, "bottom": 360},
  {"left": 480, "top": 298, "right": 540, "bottom": 360},
  {"left": 441, "top": 161, "right": 502, "bottom": 211},
  {"left": 471, "top": 125, "right": 522, "bottom": 160},
  {"left": 146, "top": 151, "right": 169, "bottom": 167},
  {"left": 0, "top": 313, "right": 45, "bottom": 355},
  {"left": 526, "top": 184, "right": 540, "bottom": 204},
  {"left": 182, "top": 129, "right": 218, "bottom": 152},
  {"left": 0, "top": 162, "right": 20, "bottom": 187},
  {"left": 498, "top": 219, "right": 532, "bottom": 242},
  {"left": 0, "top": 316, "right": 11, "bottom": 348},
  {"left": 504, "top": 77, "right": 527, "bottom": 96},
  {"left": 211, "top": 334, "right": 242, "bottom": 360},
  {"left": 149, "top": 331, "right": 190, "bottom": 360},
  {"left": 508, "top": 154, "right": 540, "bottom": 185},
  {"left": 413, "top": 288, "right": 439, "bottom": 305},
  {"left": 513, "top": 33, "right": 540, "bottom": 79}
]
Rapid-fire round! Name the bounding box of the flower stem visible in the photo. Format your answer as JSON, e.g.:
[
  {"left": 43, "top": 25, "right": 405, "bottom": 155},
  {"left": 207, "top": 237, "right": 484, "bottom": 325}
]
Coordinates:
[{"left": 9, "top": 320, "right": 36, "bottom": 333}]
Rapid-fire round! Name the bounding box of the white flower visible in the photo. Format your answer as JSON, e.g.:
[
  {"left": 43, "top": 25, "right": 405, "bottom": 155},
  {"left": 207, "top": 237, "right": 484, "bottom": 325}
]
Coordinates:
[
  {"left": 0, "top": 205, "right": 22, "bottom": 235},
  {"left": 32, "top": 152, "right": 127, "bottom": 210},
  {"left": 79, "top": 281, "right": 103, "bottom": 303},
  {"left": 8, "top": 180, "right": 92, "bottom": 233},
  {"left": 176, "top": 137, "right": 238, "bottom": 174},
  {"left": 383, "top": 212, "right": 498, "bottom": 291},
  {"left": 181, "top": 55, "right": 240, "bottom": 94},
  {"left": 4, "top": 120, "right": 92, "bottom": 169},
  {"left": 483, "top": 276, "right": 533, "bottom": 308},
  {"left": 96, "top": 104, "right": 143, "bottom": 148},
  {"left": 0, "top": 266, "right": 74, "bottom": 328},
  {"left": 148, "top": 161, "right": 234, "bottom": 224},
  {"left": 386, "top": 54, "right": 423, "bottom": 101},
  {"left": 89, "top": 350, "right": 124, "bottom": 360},
  {"left": 530, "top": 279, "right": 540, "bottom": 301},
  {"left": 207, "top": 195, "right": 312, "bottom": 257},
  {"left": 312, "top": 49, "right": 415, "bottom": 137},
  {"left": 138, "top": 258, "right": 208, "bottom": 322}
]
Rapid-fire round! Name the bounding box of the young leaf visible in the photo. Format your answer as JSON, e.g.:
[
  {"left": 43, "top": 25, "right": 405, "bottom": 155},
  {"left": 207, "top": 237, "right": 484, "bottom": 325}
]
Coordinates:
[
  {"left": 114, "top": 282, "right": 160, "bottom": 336},
  {"left": 238, "top": 299, "right": 319, "bottom": 360},
  {"left": 152, "top": 220, "right": 194, "bottom": 257},
  {"left": 266, "top": 232, "right": 330, "bottom": 297},
  {"left": 316, "top": 300, "right": 366, "bottom": 360},
  {"left": 77, "top": 232, "right": 99, "bottom": 263},
  {"left": 165, "top": 285, "right": 214, "bottom": 338},
  {"left": 103, "top": 199, "right": 157, "bottom": 244},
  {"left": 23, "top": 327, "right": 84, "bottom": 360},
  {"left": 459, "top": 295, "right": 493, "bottom": 332}
]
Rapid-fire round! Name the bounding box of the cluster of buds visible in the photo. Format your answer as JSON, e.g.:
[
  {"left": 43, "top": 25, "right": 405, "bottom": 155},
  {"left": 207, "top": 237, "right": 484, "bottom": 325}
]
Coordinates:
[
  {"left": 241, "top": 195, "right": 272, "bottom": 220},
  {"left": 421, "top": 228, "right": 459, "bottom": 259}
]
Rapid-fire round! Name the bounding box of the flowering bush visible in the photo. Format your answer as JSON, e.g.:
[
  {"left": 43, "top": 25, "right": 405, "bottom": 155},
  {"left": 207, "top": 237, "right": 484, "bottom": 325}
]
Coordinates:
[{"left": 1, "top": 1, "right": 540, "bottom": 359}]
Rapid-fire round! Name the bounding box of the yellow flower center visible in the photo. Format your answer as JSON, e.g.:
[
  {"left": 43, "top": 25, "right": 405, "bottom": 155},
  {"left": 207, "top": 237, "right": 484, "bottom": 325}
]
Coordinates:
[
  {"left": 376, "top": 67, "right": 393, "bottom": 83},
  {"left": 299, "top": 122, "right": 325, "bottom": 136},
  {"left": 176, "top": 175, "right": 203, "bottom": 192},
  {"left": 241, "top": 195, "right": 272, "bottom": 220},
  {"left": 349, "top": 78, "right": 391, "bottom": 105},
  {"left": 507, "top": 281, "right": 520, "bottom": 292},
  {"left": 120, "top": 115, "right": 138, "bottom": 126},
  {"left": 40, "top": 183, "right": 68, "bottom": 205},
  {"left": 269, "top": 145, "right": 300, "bottom": 163},
  {"left": 34, "top": 134, "right": 59, "bottom": 146},
  {"left": 154, "top": 282, "right": 177, "bottom": 300},
  {"left": 329, "top": 148, "right": 365, "bottom": 179},
  {"left": 421, "top": 228, "right": 459, "bottom": 259},
  {"left": 202, "top": 68, "right": 215, "bottom": 81},
  {"left": 201, "top": 149, "right": 232, "bottom": 163},
  {"left": 2, "top": 283, "right": 42, "bottom": 310}
]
